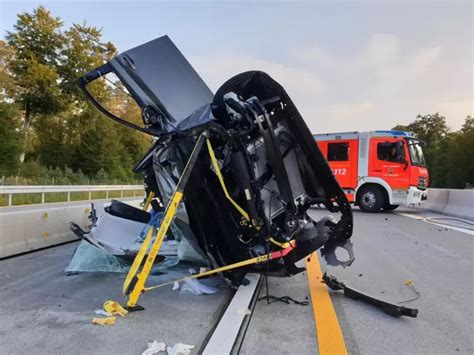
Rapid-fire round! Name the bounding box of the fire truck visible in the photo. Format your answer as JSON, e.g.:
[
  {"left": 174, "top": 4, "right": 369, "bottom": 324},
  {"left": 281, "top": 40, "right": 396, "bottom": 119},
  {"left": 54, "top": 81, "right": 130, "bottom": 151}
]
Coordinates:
[{"left": 314, "top": 130, "right": 429, "bottom": 212}]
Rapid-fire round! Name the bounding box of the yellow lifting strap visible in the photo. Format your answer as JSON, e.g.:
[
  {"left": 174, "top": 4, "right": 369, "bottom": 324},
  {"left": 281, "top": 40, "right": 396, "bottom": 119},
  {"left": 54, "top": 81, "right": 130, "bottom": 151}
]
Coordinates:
[
  {"left": 143, "top": 239, "right": 296, "bottom": 293},
  {"left": 126, "top": 191, "right": 183, "bottom": 307},
  {"left": 206, "top": 138, "right": 251, "bottom": 223},
  {"left": 123, "top": 133, "right": 256, "bottom": 308},
  {"left": 143, "top": 191, "right": 155, "bottom": 211}
]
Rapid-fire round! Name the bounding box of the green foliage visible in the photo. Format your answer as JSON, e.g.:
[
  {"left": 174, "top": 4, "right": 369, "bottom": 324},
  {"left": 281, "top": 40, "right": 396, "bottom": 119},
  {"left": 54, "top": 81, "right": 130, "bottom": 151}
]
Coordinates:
[
  {"left": 393, "top": 114, "right": 473, "bottom": 188},
  {"left": 0, "top": 102, "right": 22, "bottom": 176},
  {"left": 444, "top": 117, "right": 474, "bottom": 188},
  {"left": 0, "top": 6, "right": 149, "bottom": 185},
  {"left": 5, "top": 6, "right": 66, "bottom": 119},
  {"left": 59, "top": 23, "right": 116, "bottom": 103}
]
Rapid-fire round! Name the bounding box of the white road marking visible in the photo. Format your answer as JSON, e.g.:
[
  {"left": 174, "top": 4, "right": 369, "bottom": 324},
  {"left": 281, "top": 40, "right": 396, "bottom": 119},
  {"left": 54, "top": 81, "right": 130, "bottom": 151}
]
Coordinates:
[{"left": 396, "top": 212, "right": 474, "bottom": 236}]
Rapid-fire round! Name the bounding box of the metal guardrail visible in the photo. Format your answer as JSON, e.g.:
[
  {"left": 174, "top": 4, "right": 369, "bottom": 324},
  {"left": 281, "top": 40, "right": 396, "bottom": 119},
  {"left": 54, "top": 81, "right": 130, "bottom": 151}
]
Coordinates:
[{"left": 0, "top": 185, "right": 144, "bottom": 207}]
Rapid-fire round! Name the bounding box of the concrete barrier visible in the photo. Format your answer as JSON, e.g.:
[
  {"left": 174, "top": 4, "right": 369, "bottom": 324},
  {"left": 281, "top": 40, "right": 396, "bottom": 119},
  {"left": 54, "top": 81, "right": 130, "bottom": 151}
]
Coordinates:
[
  {"left": 442, "top": 189, "right": 474, "bottom": 221},
  {"left": 417, "top": 188, "right": 473, "bottom": 221},
  {"left": 419, "top": 188, "right": 450, "bottom": 213},
  {"left": 0, "top": 198, "right": 142, "bottom": 258}
]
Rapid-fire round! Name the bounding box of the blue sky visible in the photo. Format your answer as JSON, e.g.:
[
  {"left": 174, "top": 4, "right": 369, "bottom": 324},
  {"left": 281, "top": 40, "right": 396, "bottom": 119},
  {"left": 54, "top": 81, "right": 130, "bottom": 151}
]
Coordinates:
[{"left": 1, "top": 0, "right": 472, "bottom": 132}]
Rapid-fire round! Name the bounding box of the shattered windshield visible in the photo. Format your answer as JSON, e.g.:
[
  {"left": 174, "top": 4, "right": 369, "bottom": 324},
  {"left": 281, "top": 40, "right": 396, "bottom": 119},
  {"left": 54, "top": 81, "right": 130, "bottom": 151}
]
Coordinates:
[{"left": 407, "top": 139, "right": 426, "bottom": 166}]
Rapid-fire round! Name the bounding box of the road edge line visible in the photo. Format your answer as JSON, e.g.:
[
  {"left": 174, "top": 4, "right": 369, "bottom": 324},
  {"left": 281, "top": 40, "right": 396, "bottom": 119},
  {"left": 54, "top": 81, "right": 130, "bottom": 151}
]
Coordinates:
[{"left": 306, "top": 252, "right": 347, "bottom": 355}]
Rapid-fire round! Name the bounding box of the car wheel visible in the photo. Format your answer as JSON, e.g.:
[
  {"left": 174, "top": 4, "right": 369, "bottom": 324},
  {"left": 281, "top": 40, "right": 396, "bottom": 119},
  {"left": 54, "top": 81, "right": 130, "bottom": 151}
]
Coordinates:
[{"left": 358, "top": 186, "right": 383, "bottom": 212}]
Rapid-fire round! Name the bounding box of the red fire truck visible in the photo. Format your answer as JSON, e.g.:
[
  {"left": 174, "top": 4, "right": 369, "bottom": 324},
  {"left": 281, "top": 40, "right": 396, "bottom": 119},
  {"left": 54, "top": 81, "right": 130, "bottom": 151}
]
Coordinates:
[{"left": 314, "top": 130, "right": 429, "bottom": 212}]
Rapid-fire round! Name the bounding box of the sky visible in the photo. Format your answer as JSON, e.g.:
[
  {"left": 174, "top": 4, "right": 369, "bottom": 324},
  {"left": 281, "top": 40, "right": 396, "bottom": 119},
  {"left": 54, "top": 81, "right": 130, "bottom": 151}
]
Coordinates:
[{"left": 1, "top": 0, "right": 472, "bottom": 133}]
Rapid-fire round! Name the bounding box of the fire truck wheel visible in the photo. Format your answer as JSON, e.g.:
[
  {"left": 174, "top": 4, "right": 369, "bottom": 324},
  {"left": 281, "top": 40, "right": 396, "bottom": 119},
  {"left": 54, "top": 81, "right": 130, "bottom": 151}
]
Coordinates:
[
  {"left": 383, "top": 204, "right": 399, "bottom": 211},
  {"left": 358, "top": 186, "right": 383, "bottom": 212}
]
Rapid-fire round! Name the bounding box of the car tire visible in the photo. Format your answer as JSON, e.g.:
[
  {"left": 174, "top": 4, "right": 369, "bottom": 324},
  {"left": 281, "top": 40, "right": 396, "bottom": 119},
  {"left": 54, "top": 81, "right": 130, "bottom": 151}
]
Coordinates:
[
  {"left": 358, "top": 186, "right": 383, "bottom": 212},
  {"left": 383, "top": 204, "right": 399, "bottom": 211}
]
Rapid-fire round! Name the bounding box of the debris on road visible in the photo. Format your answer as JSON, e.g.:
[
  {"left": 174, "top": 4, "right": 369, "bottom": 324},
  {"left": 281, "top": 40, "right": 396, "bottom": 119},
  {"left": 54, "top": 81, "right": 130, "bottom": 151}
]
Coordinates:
[
  {"left": 166, "top": 343, "right": 195, "bottom": 355},
  {"left": 91, "top": 316, "right": 116, "bottom": 326},
  {"left": 180, "top": 279, "right": 217, "bottom": 295},
  {"left": 103, "top": 301, "right": 128, "bottom": 317},
  {"left": 398, "top": 279, "right": 421, "bottom": 303},
  {"left": 323, "top": 273, "right": 418, "bottom": 318},
  {"left": 94, "top": 309, "right": 112, "bottom": 317},
  {"left": 142, "top": 341, "right": 166, "bottom": 355},
  {"left": 235, "top": 308, "right": 252, "bottom": 316}
]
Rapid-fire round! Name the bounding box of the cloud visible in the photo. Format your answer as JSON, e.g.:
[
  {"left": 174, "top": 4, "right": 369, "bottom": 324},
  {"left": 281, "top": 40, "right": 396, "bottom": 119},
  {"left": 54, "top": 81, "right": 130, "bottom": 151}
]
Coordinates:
[
  {"left": 190, "top": 53, "right": 326, "bottom": 102},
  {"left": 436, "top": 99, "right": 473, "bottom": 129},
  {"left": 189, "top": 32, "right": 471, "bottom": 132}
]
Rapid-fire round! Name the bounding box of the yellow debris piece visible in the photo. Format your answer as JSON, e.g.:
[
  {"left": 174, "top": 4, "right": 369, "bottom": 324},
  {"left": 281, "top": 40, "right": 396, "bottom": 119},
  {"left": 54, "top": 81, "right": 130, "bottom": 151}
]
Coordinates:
[
  {"left": 404, "top": 279, "right": 414, "bottom": 286},
  {"left": 42, "top": 212, "right": 48, "bottom": 220},
  {"left": 92, "top": 316, "right": 116, "bottom": 326},
  {"left": 103, "top": 300, "right": 128, "bottom": 317}
]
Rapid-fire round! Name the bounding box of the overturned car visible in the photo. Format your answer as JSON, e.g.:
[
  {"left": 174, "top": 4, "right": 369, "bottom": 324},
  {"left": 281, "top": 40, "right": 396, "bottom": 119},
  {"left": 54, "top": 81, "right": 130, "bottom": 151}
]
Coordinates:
[{"left": 72, "top": 35, "right": 354, "bottom": 307}]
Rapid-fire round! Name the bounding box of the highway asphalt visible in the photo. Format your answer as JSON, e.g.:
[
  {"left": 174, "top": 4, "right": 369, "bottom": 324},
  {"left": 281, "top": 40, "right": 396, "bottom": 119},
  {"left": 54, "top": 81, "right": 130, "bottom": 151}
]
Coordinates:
[{"left": 0, "top": 207, "right": 472, "bottom": 354}]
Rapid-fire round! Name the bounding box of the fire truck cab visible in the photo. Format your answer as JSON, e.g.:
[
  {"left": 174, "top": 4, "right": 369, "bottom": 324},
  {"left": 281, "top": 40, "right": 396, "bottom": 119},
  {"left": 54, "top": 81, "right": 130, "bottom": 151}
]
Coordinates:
[{"left": 314, "top": 130, "right": 429, "bottom": 212}]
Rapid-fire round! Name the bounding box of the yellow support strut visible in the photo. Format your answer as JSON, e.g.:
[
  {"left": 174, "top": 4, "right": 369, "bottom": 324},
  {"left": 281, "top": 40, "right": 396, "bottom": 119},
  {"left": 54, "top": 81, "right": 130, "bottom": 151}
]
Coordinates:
[{"left": 123, "top": 132, "right": 259, "bottom": 310}]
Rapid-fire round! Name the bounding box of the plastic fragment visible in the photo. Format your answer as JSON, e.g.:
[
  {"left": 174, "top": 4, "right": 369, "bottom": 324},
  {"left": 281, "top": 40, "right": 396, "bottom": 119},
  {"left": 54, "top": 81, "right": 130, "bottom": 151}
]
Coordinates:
[
  {"left": 92, "top": 316, "right": 116, "bottom": 325},
  {"left": 180, "top": 279, "right": 217, "bottom": 295},
  {"left": 172, "top": 281, "right": 180, "bottom": 290},
  {"left": 398, "top": 279, "right": 421, "bottom": 303},
  {"left": 235, "top": 308, "right": 251, "bottom": 316},
  {"left": 142, "top": 340, "right": 166, "bottom": 355},
  {"left": 94, "top": 309, "right": 112, "bottom": 316},
  {"left": 103, "top": 300, "right": 128, "bottom": 316},
  {"left": 166, "top": 343, "right": 194, "bottom": 355}
]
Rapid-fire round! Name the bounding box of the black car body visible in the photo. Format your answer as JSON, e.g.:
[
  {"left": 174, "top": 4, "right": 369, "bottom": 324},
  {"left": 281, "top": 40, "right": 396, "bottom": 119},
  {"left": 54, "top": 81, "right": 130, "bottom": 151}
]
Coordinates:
[{"left": 77, "top": 35, "right": 354, "bottom": 284}]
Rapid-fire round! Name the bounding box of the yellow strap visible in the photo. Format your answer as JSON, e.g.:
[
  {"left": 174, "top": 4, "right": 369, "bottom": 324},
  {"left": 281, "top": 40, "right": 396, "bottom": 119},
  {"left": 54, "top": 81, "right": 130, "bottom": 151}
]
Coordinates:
[
  {"left": 206, "top": 138, "right": 250, "bottom": 222},
  {"left": 122, "top": 224, "right": 154, "bottom": 294},
  {"left": 143, "top": 191, "right": 155, "bottom": 211},
  {"left": 268, "top": 237, "right": 292, "bottom": 249},
  {"left": 144, "top": 250, "right": 271, "bottom": 292},
  {"left": 127, "top": 191, "right": 184, "bottom": 307},
  {"left": 143, "top": 240, "right": 295, "bottom": 293}
]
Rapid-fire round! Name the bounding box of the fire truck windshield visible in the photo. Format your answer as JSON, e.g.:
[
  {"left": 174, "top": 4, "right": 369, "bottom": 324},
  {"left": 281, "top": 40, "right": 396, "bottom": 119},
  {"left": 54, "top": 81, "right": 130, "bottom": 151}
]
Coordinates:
[{"left": 407, "top": 139, "right": 426, "bottom": 166}]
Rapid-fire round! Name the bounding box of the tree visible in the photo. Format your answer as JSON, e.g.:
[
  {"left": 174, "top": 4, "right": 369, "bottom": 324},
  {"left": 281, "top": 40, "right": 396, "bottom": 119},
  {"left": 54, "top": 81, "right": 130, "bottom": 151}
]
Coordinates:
[
  {"left": 59, "top": 22, "right": 116, "bottom": 105},
  {"left": 393, "top": 113, "right": 449, "bottom": 187},
  {"left": 444, "top": 117, "right": 474, "bottom": 188},
  {"left": 1, "top": 6, "right": 152, "bottom": 184},
  {"left": 0, "top": 41, "right": 17, "bottom": 100},
  {"left": 0, "top": 103, "right": 22, "bottom": 176},
  {"left": 5, "top": 6, "right": 66, "bottom": 161}
]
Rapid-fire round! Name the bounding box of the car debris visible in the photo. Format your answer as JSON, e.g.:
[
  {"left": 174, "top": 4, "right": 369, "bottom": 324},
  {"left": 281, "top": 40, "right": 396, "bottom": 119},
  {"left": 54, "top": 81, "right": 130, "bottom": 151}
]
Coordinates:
[
  {"left": 75, "top": 35, "right": 355, "bottom": 310},
  {"left": 166, "top": 343, "right": 195, "bottom": 355},
  {"left": 322, "top": 273, "right": 419, "bottom": 317},
  {"left": 91, "top": 316, "right": 116, "bottom": 326},
  {"left": 142, "top": 341, "right": 166, "bottom": 355}
]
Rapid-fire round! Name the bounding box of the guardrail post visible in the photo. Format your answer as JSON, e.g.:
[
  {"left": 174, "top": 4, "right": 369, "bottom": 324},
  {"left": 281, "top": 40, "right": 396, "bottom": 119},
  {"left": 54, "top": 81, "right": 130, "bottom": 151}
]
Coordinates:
[
  {"left": 8, "top": 193, "right": 12, "bottom": 207},
  {"left": 106, "top": 190, "right": 109, "bottom": 199},
  {"left": 41, "top": 192, "right": 45, "bottom": 204},
  {"left": 121, "top": 189, "right": 123, "bottom": 198},
  {"left": 67, "top": 191, "right": 71, "bottom": 202},
  {"left": 89, "top": 191, "right": 92, "bottom": 200}
]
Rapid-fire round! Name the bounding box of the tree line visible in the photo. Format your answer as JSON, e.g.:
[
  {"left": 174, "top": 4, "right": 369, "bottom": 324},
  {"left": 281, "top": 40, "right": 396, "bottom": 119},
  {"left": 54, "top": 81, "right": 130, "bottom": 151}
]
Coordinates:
[
  {"left": 0, "top": 6, "right": 472, "bottom": 188},
  {"left": 0, "top": 6, "right": 151, "bottom": 185},
  {"left": 393, "top": 113, "right": 473, "bottom": 189}
]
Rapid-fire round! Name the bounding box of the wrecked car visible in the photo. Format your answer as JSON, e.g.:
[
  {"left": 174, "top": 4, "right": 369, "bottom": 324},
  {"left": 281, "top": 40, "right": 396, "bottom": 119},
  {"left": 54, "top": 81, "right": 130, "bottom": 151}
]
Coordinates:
[{"left": 71, "top": 35, "right": 355, "bottom": 307}]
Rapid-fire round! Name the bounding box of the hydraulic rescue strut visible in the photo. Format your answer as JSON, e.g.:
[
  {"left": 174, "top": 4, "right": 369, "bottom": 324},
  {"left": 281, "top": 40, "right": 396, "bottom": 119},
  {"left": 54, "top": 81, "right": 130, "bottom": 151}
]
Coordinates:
[{"left": 122, "top": 131, "right": 297, "bottom": 311}]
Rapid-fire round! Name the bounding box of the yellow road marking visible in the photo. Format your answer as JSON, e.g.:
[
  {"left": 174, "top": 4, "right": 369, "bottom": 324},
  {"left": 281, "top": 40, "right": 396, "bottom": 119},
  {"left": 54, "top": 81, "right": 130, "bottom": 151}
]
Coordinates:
[{"left": 306, "top": 252, "right": 347, "bottom": 355}]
